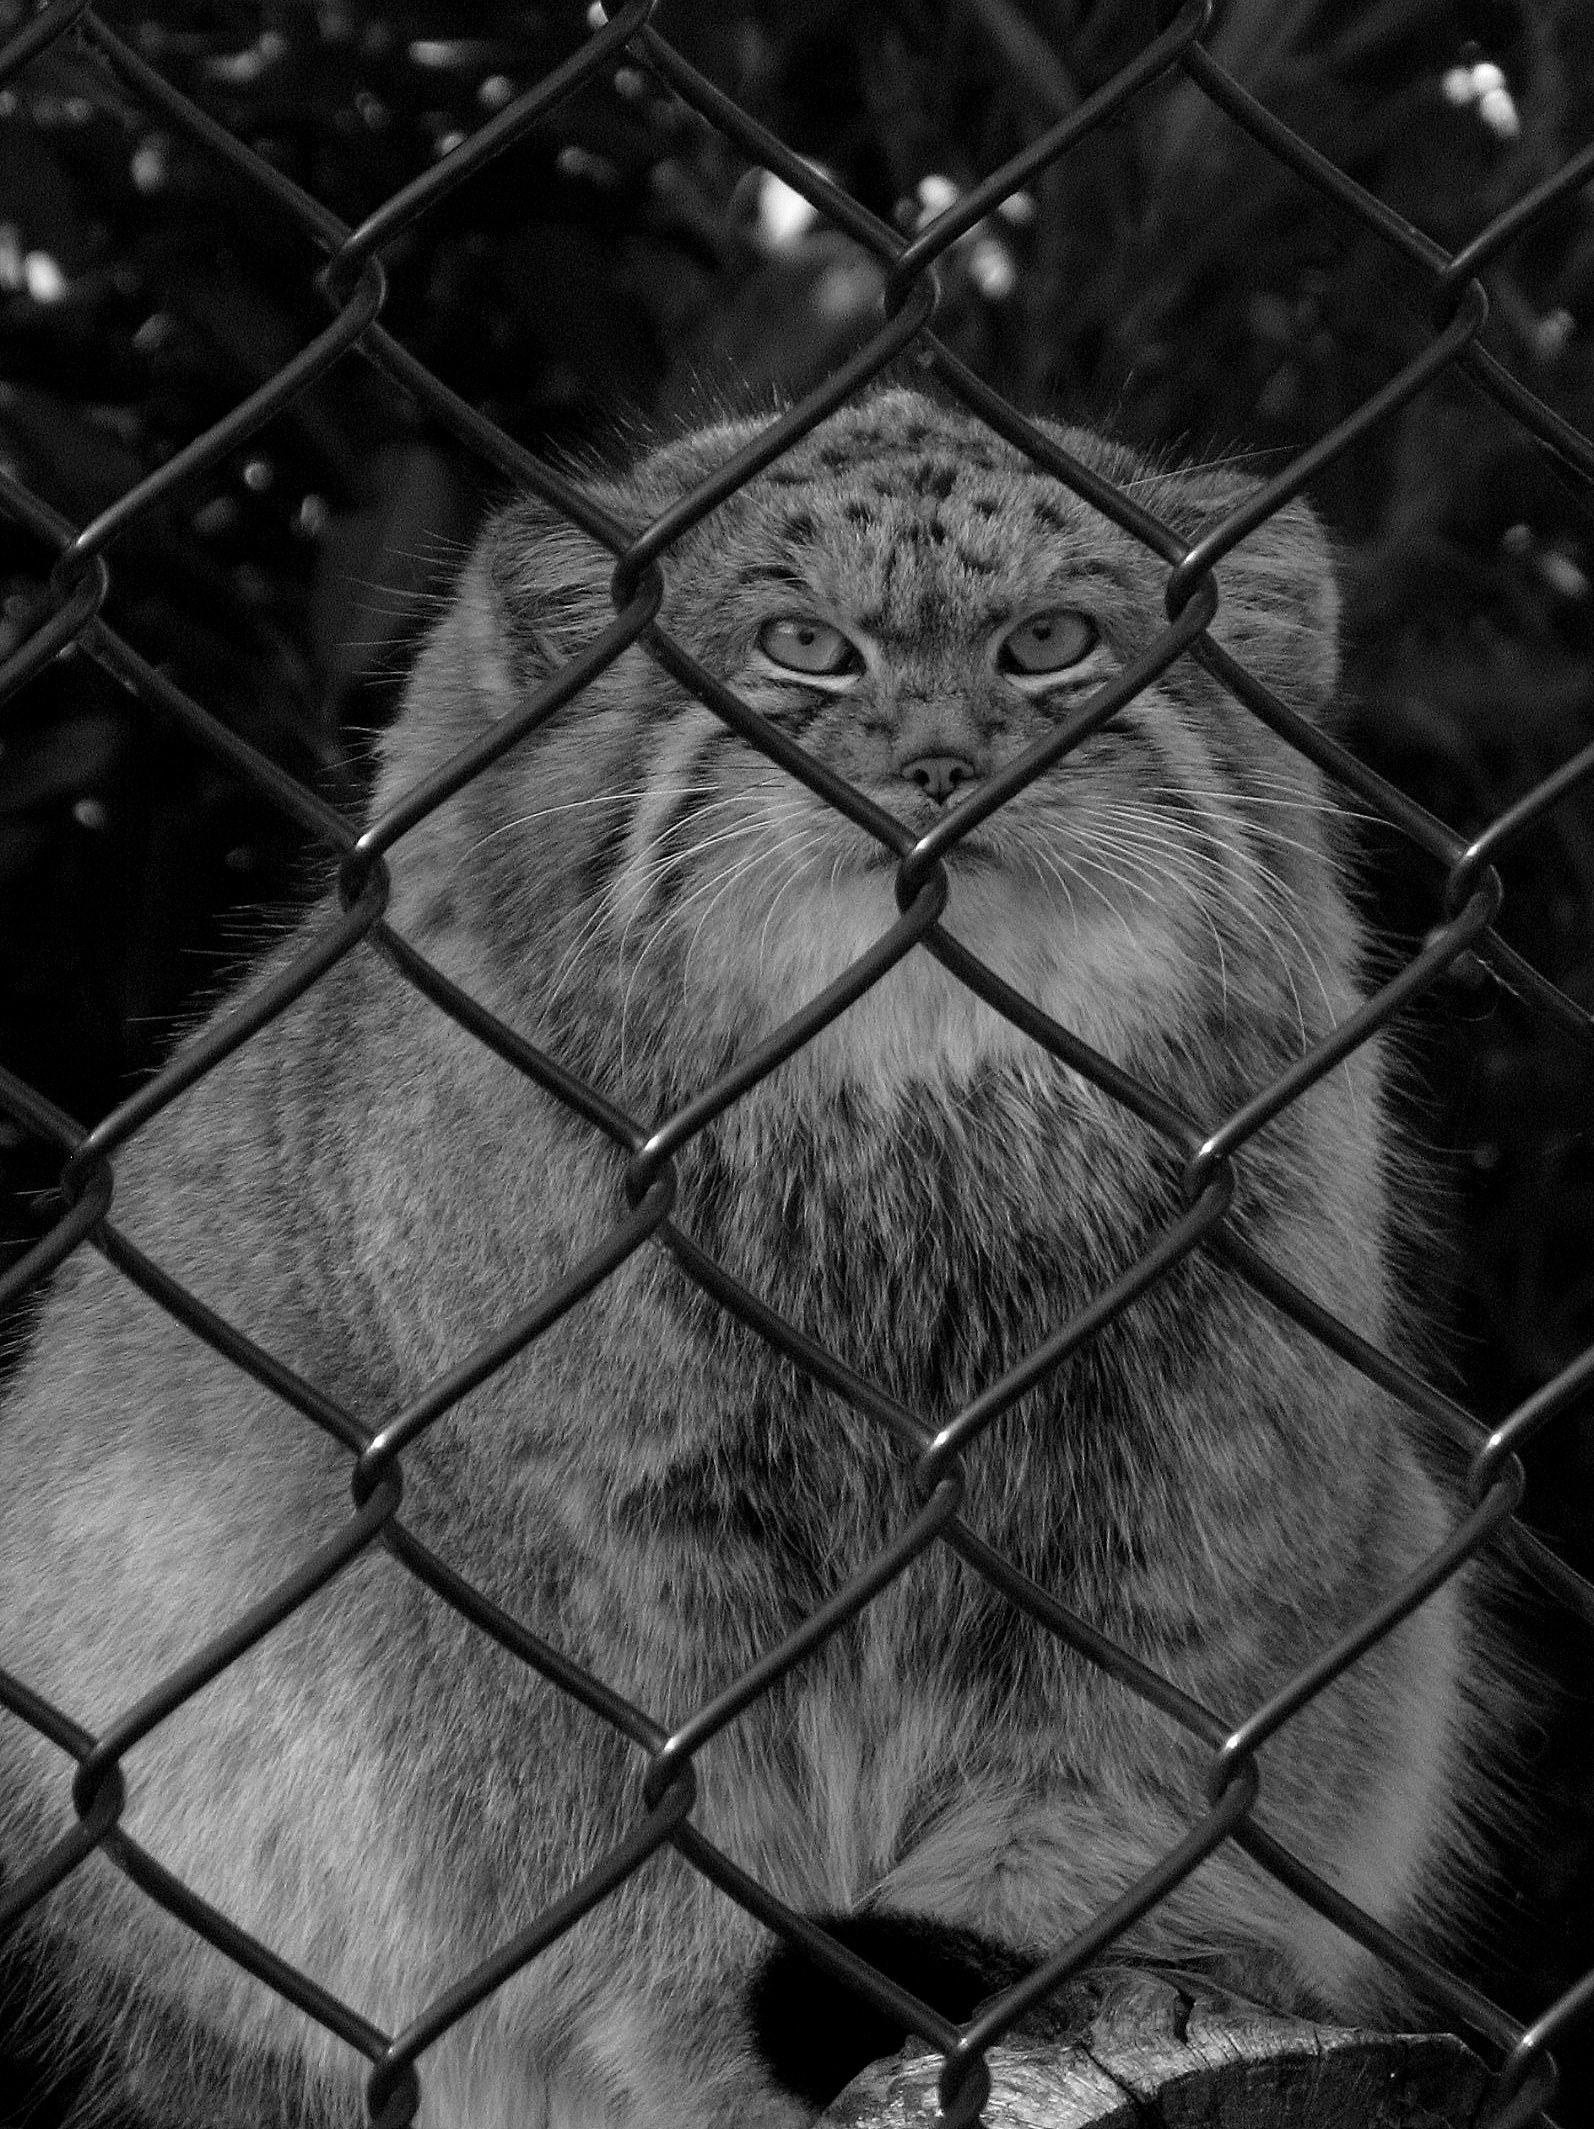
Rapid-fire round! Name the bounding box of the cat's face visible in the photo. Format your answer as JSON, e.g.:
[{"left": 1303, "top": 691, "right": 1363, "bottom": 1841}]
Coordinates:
[{"left": 449, "top": 390, "right": 1356, "bottom": 1100}]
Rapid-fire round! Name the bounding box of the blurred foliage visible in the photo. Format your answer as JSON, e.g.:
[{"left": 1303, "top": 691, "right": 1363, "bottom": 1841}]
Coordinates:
[{"left": 1, "top": 0, "right": 1594, "bottom": 2113}]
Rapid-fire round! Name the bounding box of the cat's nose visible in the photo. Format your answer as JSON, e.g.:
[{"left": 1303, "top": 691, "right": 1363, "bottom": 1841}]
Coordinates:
[{"left": 901, "top": 753, "right": 978, "bottom": 805}]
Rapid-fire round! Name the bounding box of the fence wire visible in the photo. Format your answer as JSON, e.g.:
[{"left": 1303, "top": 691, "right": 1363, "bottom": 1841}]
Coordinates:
[{"left": 0, "top": 3, "right": 1593, "bottom": 2126}]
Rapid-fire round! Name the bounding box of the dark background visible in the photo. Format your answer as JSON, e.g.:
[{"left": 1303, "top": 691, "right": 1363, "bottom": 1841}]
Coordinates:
[{"left": 1, "top": 0, "right": 1592, "bottom": 2119}]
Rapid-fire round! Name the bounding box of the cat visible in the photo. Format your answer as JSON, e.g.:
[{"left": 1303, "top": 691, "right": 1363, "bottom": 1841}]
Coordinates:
[{"left": 0, "top": 386, "right": 1498, "bottom": 2129}]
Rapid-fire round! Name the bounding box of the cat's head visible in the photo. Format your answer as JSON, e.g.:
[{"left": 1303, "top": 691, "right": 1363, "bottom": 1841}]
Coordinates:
[{"left": 381, "top": 389, "right": 1361, "bottom": 1109}]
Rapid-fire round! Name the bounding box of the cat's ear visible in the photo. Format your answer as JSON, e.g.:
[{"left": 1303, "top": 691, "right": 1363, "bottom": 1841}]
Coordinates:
[
  {"left": 1172, "top": 473, "right": 1342, "bottom": 720},
  {"left": 470, "top": 417, "right": 769, "bottom": 712},
  {"left": 473, "top": 494, "right": 618, "bottom": 710}
]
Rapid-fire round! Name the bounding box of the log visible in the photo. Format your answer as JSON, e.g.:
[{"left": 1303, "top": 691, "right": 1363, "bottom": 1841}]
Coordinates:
[{"left": 818, "top": 1971, "right": 1490, "bottom": 2127}]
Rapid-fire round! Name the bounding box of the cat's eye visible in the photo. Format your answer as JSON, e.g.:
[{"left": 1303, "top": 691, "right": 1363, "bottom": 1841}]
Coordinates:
[
  {"left": 757, "top": 616, "right": 863, "bottom": 677},
  {"left": 997, "top": 608, "right": 1099, "bottom": 677}
]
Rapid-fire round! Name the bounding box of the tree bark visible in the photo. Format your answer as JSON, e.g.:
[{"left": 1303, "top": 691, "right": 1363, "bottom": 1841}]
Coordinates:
[{"left": 818, "top": 1972, "right": 1489, "bottom": 2127}]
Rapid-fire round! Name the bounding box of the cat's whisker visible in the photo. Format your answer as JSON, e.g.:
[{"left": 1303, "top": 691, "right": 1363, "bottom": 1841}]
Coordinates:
[
  {"left": 1119, "top": 777, "right": 1387, "bottom": 836},
  {"left": 1085, "top": 797, "right": 1332, "bottom": 889},
  {"left": 1002, "top": 823, "right": 1139, "bottom": 949},
  {"left": 1044, "top": 844, "right": 1175, "bottom": 958},
  {"left": 754, "top": 834, "right": 837, "bottom": 977},
  {"left": 614, "top": 843, "right": 760, "bottom": 1070},
  {"left": 1077, "top": 808, "right": 1352, "bottom": 1075},
  {"left": 676, "top": 828, "right": 832, "bottom": 996},
  {"left": 1058, "top": 822, "right": 1241, "bottom": 1019},
  {"left": 457, "top": 788, "right": 658, "bottom": 863},
  {"left": 620, "top": 829, "right": 822, "bottom": 1069}
]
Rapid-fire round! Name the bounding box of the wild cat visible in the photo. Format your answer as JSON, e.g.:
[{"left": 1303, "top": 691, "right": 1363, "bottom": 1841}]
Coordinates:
[{"left": 0, "top": 386, "right": 1493, "bottom": 2129}]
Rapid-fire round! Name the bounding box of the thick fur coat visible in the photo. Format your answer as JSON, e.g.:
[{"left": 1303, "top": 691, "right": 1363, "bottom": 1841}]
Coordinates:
[{"left": 0, "top": 391, "right": 1491, "bottom": 2128}]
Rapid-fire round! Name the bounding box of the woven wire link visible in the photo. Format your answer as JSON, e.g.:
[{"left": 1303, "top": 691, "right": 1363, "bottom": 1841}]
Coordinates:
[{"left": 0, "top": 5, "right": 1592, "bottom": 2126}]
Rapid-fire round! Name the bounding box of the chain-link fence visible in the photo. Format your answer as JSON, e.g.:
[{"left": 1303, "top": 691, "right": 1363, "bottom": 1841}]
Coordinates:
[{"left": 1, "top": 3, "right": 1593, "bottom": 2125}]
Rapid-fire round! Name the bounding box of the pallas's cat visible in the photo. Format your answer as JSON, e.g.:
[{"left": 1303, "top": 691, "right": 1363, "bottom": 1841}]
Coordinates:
[{"left": 0, "top": 391, "right": 1490, "bottom": 2128}]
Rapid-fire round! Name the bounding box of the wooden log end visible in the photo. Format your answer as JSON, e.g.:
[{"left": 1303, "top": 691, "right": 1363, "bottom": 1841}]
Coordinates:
[{"left": 818, "top": 1969, "right": 1491, "bottom": 2128}]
